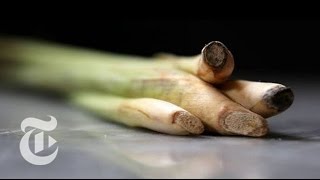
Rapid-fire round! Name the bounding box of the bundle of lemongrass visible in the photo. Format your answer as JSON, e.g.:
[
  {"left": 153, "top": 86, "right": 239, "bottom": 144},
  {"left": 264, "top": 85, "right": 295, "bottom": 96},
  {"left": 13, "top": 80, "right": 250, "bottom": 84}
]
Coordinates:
[{"left": 0, "top": 37, "right": 294, "bottom": 137}]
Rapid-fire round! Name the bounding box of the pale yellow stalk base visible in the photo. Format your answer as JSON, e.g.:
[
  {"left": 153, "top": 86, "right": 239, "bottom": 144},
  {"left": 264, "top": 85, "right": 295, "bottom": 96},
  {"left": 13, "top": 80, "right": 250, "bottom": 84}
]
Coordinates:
[{"left": 71, "top": 93, "right": 204, "bottom": 135}]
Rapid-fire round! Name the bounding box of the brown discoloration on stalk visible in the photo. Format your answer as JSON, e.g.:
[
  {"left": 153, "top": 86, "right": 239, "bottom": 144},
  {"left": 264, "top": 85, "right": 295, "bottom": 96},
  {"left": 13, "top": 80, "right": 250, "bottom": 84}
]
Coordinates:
[
  {"left": 133, "top": 73, "right": 268, "bottom": 137},
  {"left": 216, "top": 104, "right": 233, "bottom": 134},
  {"left": 215, "top": 104, "right": 268, "bottom": 137},
  {"left": 197, "top": 41, "right": 234, "bottom": 84},
  {"left": 173, "top": 111, "right": 204, "bottom": 135},
  {"left": 217, "top": 80, "right": 245, "bottom": 91},
  {"left": 116, "top": 97, "right": 204, "bottom": 135},
  {"left": 263, "top": 86, "right": 294, "bottom": 112},
  {"left": 202, "top": 41, "right": 228, "bottom": 69},
  {"left": 221, "top": 112, "right": 268, "bottom": 137},
  {"left": 132, "top": 69, "right": 191, "bottom": 103},
  {"left": 219, "top": 80, "right": 295, "bottom": 118}
]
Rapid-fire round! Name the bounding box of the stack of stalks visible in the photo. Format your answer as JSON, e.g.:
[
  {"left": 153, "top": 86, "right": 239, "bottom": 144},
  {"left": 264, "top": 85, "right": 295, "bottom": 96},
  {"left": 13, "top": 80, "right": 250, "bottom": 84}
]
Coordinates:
[{"left": 0, "top": 37, "right": 294, "bottom": 137}]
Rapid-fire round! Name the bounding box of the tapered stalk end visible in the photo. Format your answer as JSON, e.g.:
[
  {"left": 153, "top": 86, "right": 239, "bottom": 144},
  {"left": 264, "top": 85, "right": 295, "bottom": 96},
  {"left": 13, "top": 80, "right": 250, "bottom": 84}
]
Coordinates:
[
  {"left": 263, "top": 86, "right": 294, "bottom": 112},
  {"left": 173, "top": 111, "right": 205, "bottom": 135},
  {"left": 220, "top": 112, "right": 268, "bottom": 137}
]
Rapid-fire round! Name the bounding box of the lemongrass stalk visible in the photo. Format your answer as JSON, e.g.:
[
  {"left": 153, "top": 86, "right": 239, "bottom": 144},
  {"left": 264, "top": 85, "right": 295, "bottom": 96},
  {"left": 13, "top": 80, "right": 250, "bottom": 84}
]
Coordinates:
[
  {"left": 0, "top": 36, "right": 175, "bottom": 69},
  {"left": 70, "top": 93, "right": 204, "bottom": 135},
  {"left": 155, "top": 41, "right": 234, "bottom": 84},
  {"left": 0, "top": 37, "right": 233, "bottom": 84},
  {"left": 218, "top": 80, "right": 294, "bottom": 118},
  {"left": 2, "top": 64, "right": 268, "bottom": 137}
]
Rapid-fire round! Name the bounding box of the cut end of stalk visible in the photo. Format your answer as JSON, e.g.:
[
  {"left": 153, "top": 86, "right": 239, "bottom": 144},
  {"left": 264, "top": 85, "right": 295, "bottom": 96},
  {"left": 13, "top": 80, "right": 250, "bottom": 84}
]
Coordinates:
[
  {"left": 202, "top": 41, "right": 228, "bottom": 69},
  {"left": 263, "top": 86, "right": 294, "bottom": 112},
  {"left": 173, "top": 111, "right": 204, "bottom": 135},
  {"left": 221, "top": 112, "right": 268, "bottom": 137}
]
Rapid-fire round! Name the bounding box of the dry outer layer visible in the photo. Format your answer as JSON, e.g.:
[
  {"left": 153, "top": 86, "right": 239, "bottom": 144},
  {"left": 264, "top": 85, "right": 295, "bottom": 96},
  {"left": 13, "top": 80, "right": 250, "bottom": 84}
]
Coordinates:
[
  {"left": 202, "top": 41, "right": 228, "bottom": 68},
  {"left": 173, "top": 111, "right": 205, "bottom": 135},
  {"left": 263, "top": 85, "right": 294, "bottom": 112},
  {"left": 132, "top": 72, "right": 269, "bottom": 137},
  {"left": 197, "top": 41, "right": 235, "bottom": 84}
]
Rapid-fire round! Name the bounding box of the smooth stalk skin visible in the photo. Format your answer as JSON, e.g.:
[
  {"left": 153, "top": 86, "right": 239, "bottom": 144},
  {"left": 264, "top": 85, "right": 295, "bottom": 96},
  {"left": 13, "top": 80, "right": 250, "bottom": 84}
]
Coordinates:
[
  {"left": 155, "top": 41, "right": 235, "bottom": 84},
  {"left": 0, "top": 37, "right": 268, "bottom": 136},
  {"left": 218, "top": 80, "right": 294, "bottom": 118},
  {"left": 71, "top": 93, "right": 204, "bottom": 135},
  {"left": 0, "top": 36, "right": 175, "bottom": 68},
  {"left": 131, "top": 72, "right": 268, "bottom": 137},
  {"left": 0, "top": 37, "right": 233, "bottom": 84},
  {"left": 0, "top": 37, "right": 157, "bottom": 75},
  {"left": 2, "top": 64, "right": 268, "bottom": 137}
]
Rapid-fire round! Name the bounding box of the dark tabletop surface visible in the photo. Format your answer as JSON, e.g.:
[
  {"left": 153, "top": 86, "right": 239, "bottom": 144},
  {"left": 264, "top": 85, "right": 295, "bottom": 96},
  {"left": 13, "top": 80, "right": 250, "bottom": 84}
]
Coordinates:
[{"left": 0, "top": 71, "right": 319, "bottom": 178}]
